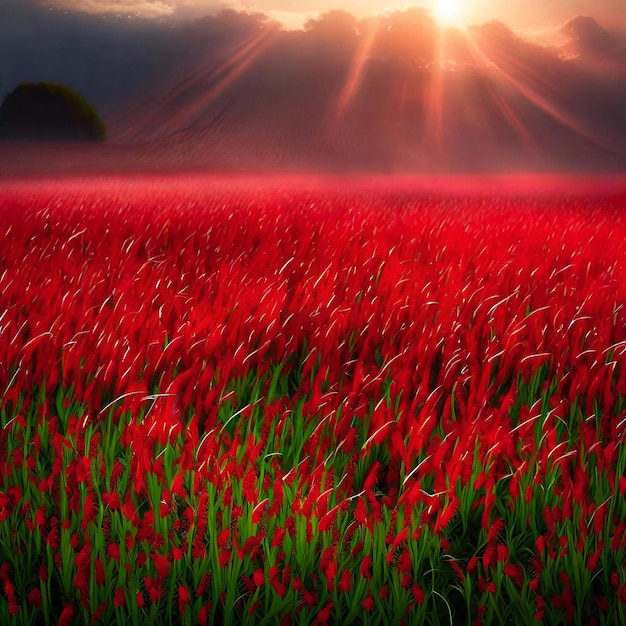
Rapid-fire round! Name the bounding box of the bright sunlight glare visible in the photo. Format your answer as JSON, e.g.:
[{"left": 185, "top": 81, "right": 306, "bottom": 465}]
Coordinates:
[{"left": 432, "top": 0, "right": 464, "bottom": 27}]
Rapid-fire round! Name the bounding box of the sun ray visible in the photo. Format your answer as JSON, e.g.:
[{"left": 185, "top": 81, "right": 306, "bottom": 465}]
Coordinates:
[
  {"left": 463, "top": 28, "right": 626, "bottom": 158},
  {"left": 334, "top": 18, "right": 380, "bottom": 122},
  {"left": 423, "top": 26, "right": 448, "bottom": 155},
  {"left": 157, "top": 27, "right": 277, "bottom": 140},
  {"left": 114, "top": 26, "right": 278, "bottom": 142},
  {"left": 432, "top": 0, "right": 464, "bottom": 28},
  {"left": 460, "top": 32, "right": 539, "bottom": 153}
]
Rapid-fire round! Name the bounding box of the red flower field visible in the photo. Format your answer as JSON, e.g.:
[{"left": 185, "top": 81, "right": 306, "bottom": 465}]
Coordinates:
[{"left": 1, "top": 174, "right": 626, "bottom": 625}]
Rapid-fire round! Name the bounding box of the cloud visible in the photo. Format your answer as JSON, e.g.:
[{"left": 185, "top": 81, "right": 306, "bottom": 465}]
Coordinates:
[
  {"left": 561, "top": 15, "right": 626, "bottom": 63},
  {"left": 35, "top": 0, "right": 406, "bottom": 20},
  {"left": 0, "top": 0, "right": 183, "bottom": 108},
  {"left": 40, "top": 0, "right": 211, "bottom": 18}
]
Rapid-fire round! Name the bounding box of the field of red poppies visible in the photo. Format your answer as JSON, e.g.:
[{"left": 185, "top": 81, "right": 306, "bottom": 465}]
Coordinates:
[{"left": 1, "top": 174, "right": 626, "bottom": 625}]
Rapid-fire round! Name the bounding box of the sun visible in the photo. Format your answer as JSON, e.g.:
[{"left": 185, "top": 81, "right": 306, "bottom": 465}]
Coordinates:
[{"left": 432, "top": 0, "right": 464, "bottom": 27}]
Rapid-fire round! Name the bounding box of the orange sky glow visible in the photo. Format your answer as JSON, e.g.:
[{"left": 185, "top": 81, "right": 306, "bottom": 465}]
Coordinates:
[
  {"left": 202, "top": 1, "right": 626, "bottom": 33},
  {"left": 40, "top": 1, "right": 626, "bottom": 33}
]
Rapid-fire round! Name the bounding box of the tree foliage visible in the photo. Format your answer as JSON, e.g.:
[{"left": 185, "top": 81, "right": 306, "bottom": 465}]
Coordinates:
[{"left": 0, "top": 81, "right": 106, "bottom": 141}]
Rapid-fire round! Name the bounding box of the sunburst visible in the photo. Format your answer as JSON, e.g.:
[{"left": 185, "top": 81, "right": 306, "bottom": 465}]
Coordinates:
[{"left": 432, "top": 0, "right": 464, "bottom": 27}]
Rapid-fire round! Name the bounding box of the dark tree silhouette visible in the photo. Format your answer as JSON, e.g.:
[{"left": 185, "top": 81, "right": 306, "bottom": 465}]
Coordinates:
[{"left": 0, "top": 81, "right": 106, "bottom": 141}]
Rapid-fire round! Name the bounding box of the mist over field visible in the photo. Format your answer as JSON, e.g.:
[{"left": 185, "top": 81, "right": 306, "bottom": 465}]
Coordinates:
[{"left": 1, "top": 2, "right": 626, "bottom": 175}]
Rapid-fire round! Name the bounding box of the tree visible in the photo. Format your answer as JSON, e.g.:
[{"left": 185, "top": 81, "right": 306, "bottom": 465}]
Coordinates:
[{"left": 0, "top": 81, "right": 106, "bottom": 141}]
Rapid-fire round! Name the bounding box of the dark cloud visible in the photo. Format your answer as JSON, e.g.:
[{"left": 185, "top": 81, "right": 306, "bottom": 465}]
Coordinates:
[
  {"left": 0, "top": 0, "right": 181, "bottom": 109},
  {"left": 1, "top": 5, "right": 625, "bottom": 173}
]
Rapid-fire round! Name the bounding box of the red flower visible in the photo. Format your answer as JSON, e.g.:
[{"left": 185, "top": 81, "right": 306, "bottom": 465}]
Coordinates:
[
  {"left": 177, "top": 585, "right": 190, "bottom": 614},
  {"left": 145, "top": 577, "right": 163, "bottom": 603},
  {"left": 94, "top": 559, "right": 105, "bottom": 585},
  {"left": 198, "top": 603, "right": 212, "bottom": 626},
  {"left": 3, "top": 579, "right": 19, "bottom": 615},
  {"left": 102, "top": 492, "right": 121, "bottom": 511},
  {"left": 362, "top": 595, "right": 375, "bottom": 612},
  {"left": 397, "top": 548, "right": 412, "bottom": 573},
  {"left": 252, "top": 498, "right": 269, "bottom": 524},
  {"left": 247, "top": 600, "right": 262, "bottom": 616},
  {"left": 47, "top": 526, "right": 60, "bottom": 549},
  {"left": 28, "top": 588, "right": 42, "bottom": 606},
  {"left": 113, "top": 588, "right": 126, "bottom": 608},
  {"left": 219, "top": 550, "right": 231, "bottom": 568},
  {"left": 338, "top": 569, "right": 352, "bottom": 593},
  {"left": 152, "top": 552, "right": 171, "bottom": 579},
  {"left": 271, "top": 576, "right": 287, "bottom": 597},
  {"left": 271, "top": 527, "right": 285, "bottom": 548},
  {"left": 303, "top": 590, "right": 318, "bottom": 609},
  {"left": 488, "top": 518, "right": 505, "bottom": 541},
  {"left": 497, "top": 544, "right": 509, "bottom": 562},
  {"left": 107, "top": 543, "right": 120, "bottom": 561},
  {"left": 196, "top": 572, "right": 212, "bottom": 596},
  {"left": 75, "top": 456, "right": 91, "bottom": 483},
  {"left": 504, "top": 563, "right": 523, "bottom": 588},
  {"left": 58, "top": 604, "right": 75, "bottom": 626},
  {"left": 314, "top": 601, "right": 332, "bottom": 625},
  {"left": 360, "top": 555, "right": 372, "bottom": 580},
  {"left": 449, "top": 559, "right": 465, "bottom": 583},
  {"left": 34, "top": 507, "right": 46, "bottom": 527},
  {"left": 483, "top": 542, "right": 495, "bottom": 569},
  {"left": 242, "top": 468, "right": 258, "bottom": 503},
  {"left": 0, "top": 492, "right": 12, "bottom": 522},
  {"left": 91, "top": 602, "right": 107, "bottom": 623},
  {"left": 478, "top": 578, "right": 497, "bottom": 594},
  {"left": 412, "top": 584, "right": 425, "bottom": 605},
  {"left": 172, "top": 547, "right": 183, "bottom": 561}
]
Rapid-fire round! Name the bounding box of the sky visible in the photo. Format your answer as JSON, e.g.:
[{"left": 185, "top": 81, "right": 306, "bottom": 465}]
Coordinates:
[{"left": 1, "top": 0, "right": 625, "bottom": 173}]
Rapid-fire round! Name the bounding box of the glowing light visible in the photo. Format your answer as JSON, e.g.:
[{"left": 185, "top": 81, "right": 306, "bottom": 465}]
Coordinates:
[
  {"left": 334, "top": 19, "right": 380, "bottom": 122},
  {"left": 432, "top": 0, "right": 464, "bottom": 27}
]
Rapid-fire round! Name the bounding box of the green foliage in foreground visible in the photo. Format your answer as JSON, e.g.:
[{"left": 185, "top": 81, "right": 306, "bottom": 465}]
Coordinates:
[{"left": 1, "top": 360, "right": 626, "bottom": 626}]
